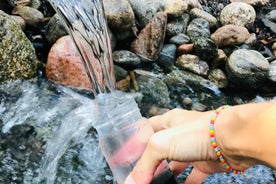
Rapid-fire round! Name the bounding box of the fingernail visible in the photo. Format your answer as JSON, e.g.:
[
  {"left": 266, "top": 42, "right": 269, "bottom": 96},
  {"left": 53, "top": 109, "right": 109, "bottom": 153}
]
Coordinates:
[{"left": 124, "top": 175, "right": 136, "bottom": 184}]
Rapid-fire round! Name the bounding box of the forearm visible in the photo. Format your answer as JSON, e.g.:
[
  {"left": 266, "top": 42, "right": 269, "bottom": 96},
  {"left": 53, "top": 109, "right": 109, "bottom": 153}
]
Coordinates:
[{"left": 214, "top": 101, "right": 276, "bottom": 169}]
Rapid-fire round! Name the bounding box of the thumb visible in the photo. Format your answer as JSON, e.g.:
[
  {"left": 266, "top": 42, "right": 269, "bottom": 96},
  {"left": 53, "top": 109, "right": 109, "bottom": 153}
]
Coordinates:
[{"left": 124, "top": 130, "right": 173, "bottom": 184}]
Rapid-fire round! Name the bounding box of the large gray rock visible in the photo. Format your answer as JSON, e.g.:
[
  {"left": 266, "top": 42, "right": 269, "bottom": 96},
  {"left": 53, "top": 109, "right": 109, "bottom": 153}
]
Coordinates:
[
  {"left": 226, "top": 49, "right": 270, "bottom": 88},
  {"left": 0, "top": 10, "right": 37, "bottom": 82},
  {"left": 220, "top": 2, "right": 256, "bottom": 28}
]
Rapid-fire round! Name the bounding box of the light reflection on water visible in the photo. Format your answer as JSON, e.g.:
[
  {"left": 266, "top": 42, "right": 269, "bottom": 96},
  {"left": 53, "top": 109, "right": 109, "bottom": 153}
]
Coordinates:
[{"left": 0, "top": 79, "right": 112, "bottom": 184}]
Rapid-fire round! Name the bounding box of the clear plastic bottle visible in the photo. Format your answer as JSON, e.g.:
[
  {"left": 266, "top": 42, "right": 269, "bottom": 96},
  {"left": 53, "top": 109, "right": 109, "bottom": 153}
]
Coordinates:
[{"left": 94, "top": 91, "right": 177, "bottom": 184}]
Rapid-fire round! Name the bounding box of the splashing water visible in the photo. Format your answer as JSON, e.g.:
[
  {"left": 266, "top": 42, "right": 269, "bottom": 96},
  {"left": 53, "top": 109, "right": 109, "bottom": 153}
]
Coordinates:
[
  {"left": 37, "top": 0, "right": 119, "bottom": 183},
  {"left": 0, "top": 80, "right": 110, "bottom": 183}
]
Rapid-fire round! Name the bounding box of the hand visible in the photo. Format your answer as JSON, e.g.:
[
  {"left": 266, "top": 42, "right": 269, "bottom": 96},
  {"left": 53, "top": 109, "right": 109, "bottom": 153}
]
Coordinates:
[{"left": 124, "top": 108, "right": 254, "bottom": 184}]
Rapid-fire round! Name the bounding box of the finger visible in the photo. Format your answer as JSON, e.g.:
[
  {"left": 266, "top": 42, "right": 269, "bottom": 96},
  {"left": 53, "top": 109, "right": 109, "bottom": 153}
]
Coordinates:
[
  {"left": 184, "top": 167, "right": 209, "bottom": 184},
  {"left": 148, "top": 109, "right": 201, "bottom": 132},
  {"left": 126, "top": 122, "right": 206, "bottom": 184},
  {"left": 169, "top": 161, "right": 190, "bottom": 176},
  {"left": 126, "top": 131, "right": 172, "bottom": 184}
]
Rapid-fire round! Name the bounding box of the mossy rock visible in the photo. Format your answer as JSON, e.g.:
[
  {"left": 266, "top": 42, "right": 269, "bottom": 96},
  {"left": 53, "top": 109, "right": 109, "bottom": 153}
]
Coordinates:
[{"left": 0, "top": 10, "right": 37, "bottom": 82}]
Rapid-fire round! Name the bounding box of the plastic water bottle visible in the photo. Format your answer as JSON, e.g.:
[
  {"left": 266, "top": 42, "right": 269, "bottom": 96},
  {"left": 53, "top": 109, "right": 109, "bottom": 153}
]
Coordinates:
[{"left": 94, "top": 91, "right": 177, "bottom": 184}]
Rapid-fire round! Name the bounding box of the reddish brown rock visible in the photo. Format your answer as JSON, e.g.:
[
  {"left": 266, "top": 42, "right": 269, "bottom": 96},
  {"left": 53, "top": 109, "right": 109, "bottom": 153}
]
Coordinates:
[
  {"left": 116, "top": 75, "right": 131, "bottom": 91},
  {"left": 46, "top": 35, "right": 91, "bottom": 89},
  {"left": 177, "top": 43, "right": 194, "bottom": 54},
  {"left": 211, "top": 24, "right": 250, "bottom": 47},
  {"left": 130, "top": 11, "right": 167, "bottom": 61}
]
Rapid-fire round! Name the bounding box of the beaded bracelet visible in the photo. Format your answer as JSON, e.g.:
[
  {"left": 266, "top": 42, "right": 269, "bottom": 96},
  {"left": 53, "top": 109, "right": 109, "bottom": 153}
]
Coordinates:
[{"left": 209, "top": 105, "right": 245, "bottom": 174}]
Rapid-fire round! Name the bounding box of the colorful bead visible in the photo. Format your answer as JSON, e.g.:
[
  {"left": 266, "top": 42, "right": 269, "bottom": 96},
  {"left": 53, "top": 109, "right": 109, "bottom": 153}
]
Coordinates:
[{"left": 209, "top": 105, "right": 245, "bottom": 174}]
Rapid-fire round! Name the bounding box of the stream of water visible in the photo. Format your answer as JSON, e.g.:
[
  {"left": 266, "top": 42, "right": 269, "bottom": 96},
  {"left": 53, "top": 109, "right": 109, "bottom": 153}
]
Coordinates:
[
  {"left": 39, "top": 0, "right": 118, "bottom": 183},
  {"left": 48, "top": 0, "right": 115, "bottom": 96}
]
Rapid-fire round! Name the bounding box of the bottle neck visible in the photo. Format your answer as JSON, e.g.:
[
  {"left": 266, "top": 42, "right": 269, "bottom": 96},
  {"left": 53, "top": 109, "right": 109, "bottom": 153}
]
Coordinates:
[{"left": 93, "top": 91, "right": 142, "bottom": 136}]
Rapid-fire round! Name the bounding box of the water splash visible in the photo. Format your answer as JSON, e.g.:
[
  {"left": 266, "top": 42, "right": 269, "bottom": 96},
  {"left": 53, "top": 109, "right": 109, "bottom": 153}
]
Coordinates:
[
  {"left": 48, "top": 0, "right": 116, "bottom": 96},
  {"left": 38, "top": 86, "right": 97, "bottom": 183},
  {"left": 0, "top": 80, "right": 110, "bottom": 183}
]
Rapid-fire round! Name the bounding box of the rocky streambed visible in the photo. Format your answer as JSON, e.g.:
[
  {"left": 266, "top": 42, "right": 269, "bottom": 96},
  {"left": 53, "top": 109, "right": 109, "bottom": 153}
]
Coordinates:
[{"left": 0, "top": 0, "right": 276, "bottom": 183}]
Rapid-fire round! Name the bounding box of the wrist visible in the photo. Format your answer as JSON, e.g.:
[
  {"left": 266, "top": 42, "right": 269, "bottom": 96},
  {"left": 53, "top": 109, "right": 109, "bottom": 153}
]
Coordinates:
[{"left": 208, "top": 105, "right": 261, "bottom": 171}]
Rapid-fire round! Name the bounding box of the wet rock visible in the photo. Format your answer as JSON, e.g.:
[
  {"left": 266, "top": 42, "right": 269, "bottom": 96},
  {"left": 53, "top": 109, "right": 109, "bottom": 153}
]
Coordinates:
[
  {"left": 194, "top": 37, "right": 218, "bottom": 61},
  {"left": 187, "top": 18, "right": 210, "bottom": 42},
  {"left": 230, "top": 0, "right": 269, "bottom": 6},
  {"left": 46, "top": 35, "right": 91, "bottom": 89},
  {"left": 156, "top": 44, "right": 177, "bottom": 69},
  {"left": 211, "top": 49, "right": 228, "bottom": 67},
  {"left": 191, "top": 102, "right": 206, "bottom": 111},
  {"left": 113, "top": 50, "right": 141, "bottom": 68},
  {"left": 164, "top": 69, "right": 224, "bottom": 106},
  {"left": 0, "top": 10, "right": 37, "bottom": 82},
  {"left": 169, "top": 33, "right": 191, "bottom": 46},
  {"left": 136, "top": 71, "right": 170, "bottom": 108},
  {"left": 181, "top": 97, "right": 193, "bottom": 107},
  {"left": 103, "top": 0, "right": 136, "bottom": 31},
  {"left": 44, "top": 14, "right": 68, "bottom": 45},
  {"left": 269, "top": 60, "right": 276, "bottom": 82},
  {"left": 116, "top": 75, "right": 131, "bottom": 91},
  {"left": 12, "top": 5, "right": 44, "bottom": 28},
  {"left": 130, "top": 12, "right": 167, "bottom": 61},
  {"left": 208, "top": 68, "right": 228, "bottom": 88},
  {"left": 177, "top": 43, "right": 194, "bottom": 54},
  {"left": 190, "top": 8, "right": 218, "bottom": 29},
  {"left": 262, "top": 10, "right": 276, "bottom": 34},
  {"left": 211, "top": 24, "right": 250, "bottom": 47},
  {"left": 166, "top": 14, "right": 189, "bottom": 37},
  {"left": 220, "top": 2, "right": 256, "bottom": 28},
  {"left": 261, "top": 18, "right": 276, "bottom": 34},
  {"left": 148, "top": 105, "right": 170, "bottom": 116},
  {"left": 114, "top": 65, "right": 128, "bottom": 81},
  {"left": 226, "top": 49, "right": 270, "bottom": 88},
  {"left": 272, "top": 42, "right": 276, "bottom": 56},
  {"left": 127, "top": 0, "right": 164, "bottom": 28},
  {"left": 266, "top": 10, "right": 276, "bottom": 22},
  {"left": 176, "top": 54, "right": 209, "bottom": 76}
]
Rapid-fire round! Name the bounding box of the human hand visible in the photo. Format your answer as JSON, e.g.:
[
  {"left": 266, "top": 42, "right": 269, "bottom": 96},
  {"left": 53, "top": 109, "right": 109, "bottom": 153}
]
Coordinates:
[{"left": 124, "top": 108, "right": 254, "bottom": 184}]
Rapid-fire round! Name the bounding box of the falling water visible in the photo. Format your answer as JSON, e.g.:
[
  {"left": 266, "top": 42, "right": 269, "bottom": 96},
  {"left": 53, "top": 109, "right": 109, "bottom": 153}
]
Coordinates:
[
  {"left": 48, "top": 0, "right": 116, "bottom": 96},
  {"left": 39, "top": 0, "right": 118, "bottom": 183},
  {"left": 0, "top": 80, "right": 111, "bottom": 183}
]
